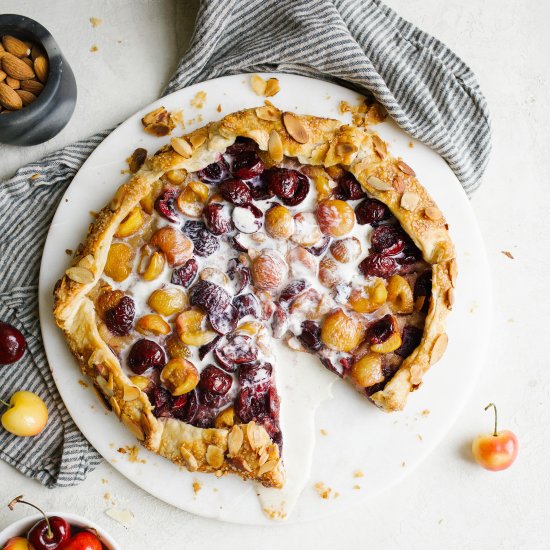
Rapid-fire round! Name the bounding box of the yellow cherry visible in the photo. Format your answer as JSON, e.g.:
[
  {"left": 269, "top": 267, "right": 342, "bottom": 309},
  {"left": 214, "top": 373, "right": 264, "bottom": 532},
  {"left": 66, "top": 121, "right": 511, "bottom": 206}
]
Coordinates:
[
  {"left": 3, "top": 537, "right": 35, "bottom": 550},
  {"left": 1, "top": 391, "right": 48, "bottom": 437}
]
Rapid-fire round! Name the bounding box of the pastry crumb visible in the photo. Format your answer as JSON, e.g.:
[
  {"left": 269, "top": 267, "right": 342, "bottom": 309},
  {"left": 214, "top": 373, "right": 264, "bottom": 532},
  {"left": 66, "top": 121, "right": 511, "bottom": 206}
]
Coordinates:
[
  {"left": 171, "top": 109, "right": 185, "bottom": 128},
  {"left": 401, "top": 461, "right": 406, "bottom": 468},
  {"left": 421, "top": 409, "right": 430, "bottom": 417},
  {"left": 78, "top": 379, "right": 89, "bottom": 388},
  {"left": 89, "top": 17, "right": 102, "bottom": 27},
  {"left": 192, "top": 479, "right": 202, "bottom": 495},
  {"left": 65, "top": 249, "right": 73, "bottom": 256},
  {"left": 333, "top": 491, "right": 340, "bottom": 499},
  {"left": 117, "top": 445, "right": 145, "bottom": 463},
  {"left": 501, "top": 250, "right": 514, "bottom": 260},
  {"left": 89, "top": 210, "right": 98, "bottom": 218},
  {"left": 353, "top": 470, "right": 364, "bottom": 478},
  {"left": 101, "top": 478, "right": 108, "bottom": 484},
  {"left": 417, "top": 434, "right": 423, "bottom": 441},
  {"left": 190, "top": 91, "right": 207, "bottom": 109},
  {"left": 320, "top": 428, "right": 328, "bottom": 436},
  {"left": 30, "top": 173, "right": 40, "bottom": 180},
  {"left": 217, "top": 103, "right": 222, "bottom": 112},
  {"left": 263, "top": 505, "right": 287, "bottom": 520},
  {"left": 353, "top": 484, "right": 361, "bottom": 490},
  {"left": 339, "top": 98, "right": 386, "bottom": 127},
  {"left": 105, "top": 507, "right": 134, "bottom": 526},
  {"left": 408, "top": 141, "right": 414, "bottom": 148},
  {"left": 90, "top": 44, "right": 98, "bottom": 53},
  {"left": 314, "top": 482, "right": 332, "bottom": 499}
]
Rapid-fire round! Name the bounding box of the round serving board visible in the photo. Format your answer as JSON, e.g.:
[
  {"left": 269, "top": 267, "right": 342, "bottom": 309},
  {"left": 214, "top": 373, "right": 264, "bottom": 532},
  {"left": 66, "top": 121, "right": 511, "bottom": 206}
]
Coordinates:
[{"left": 39, "top": 73, "right": 491, "bottom": 525}]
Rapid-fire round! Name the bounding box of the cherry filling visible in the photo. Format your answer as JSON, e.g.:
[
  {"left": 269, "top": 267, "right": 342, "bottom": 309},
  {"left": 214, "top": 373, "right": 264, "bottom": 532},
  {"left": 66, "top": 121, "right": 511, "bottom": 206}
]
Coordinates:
[
  {"left": 197, "top": 156, "right": 230, "bottom": 183},
  {"left": 155, "top": 188, "right": 179, "bottom": 222}
]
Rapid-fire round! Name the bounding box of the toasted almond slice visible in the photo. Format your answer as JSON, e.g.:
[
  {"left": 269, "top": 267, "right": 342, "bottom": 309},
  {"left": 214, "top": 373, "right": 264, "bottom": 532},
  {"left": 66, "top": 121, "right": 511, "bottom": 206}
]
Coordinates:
[
  {"left": 372, "top": 134, "right": 387, "bottom": 159},
  {"left": 109, "top": 396, "right": 121, "bottom": 417},
  {"left": 335, "top": 142, "right": 357, "bottom": 158},
  {"left": 65, "top": 266, "right": 94, "bottom": 284},
  {"left": 180, "top": 446, "right": 198, "bottom": 470},
  {"left": 258, "top": 459, "right": 278, "bottom": 476},
  {"left": 110, "top": 184, "right": 127, "bottom": 211},
  {"left": 447, "top": 288, "right": 455, "bottom": 309},
  {"left": 283, "top": 112, "right": 309, "bottom": 143},
  {"left": 189, "top": 129, "right": 207, "bottom": 149},
  {"left": 400, "top": 192, "right": 420, "bottom": 211},
  {"left": 171, "top": 136, "right": 192, "bottom": 158},
  {"left": 424, "top": 206, "right": 442, "bottom": 221},
  {"left": 255, "top": 104, "right": 279, "bottom": 121},
  {"left": 258, "top": 449, "right": 269, "bottom": 466},
  {"left": 241, "top": 459, "right": 252, "bottom": 472},
  {"left": 78, "top": 254, "right": 94, "bottom": 270},
  {"left": 367, "top": 175, "right": 393, "bottom": 191},
  {"left": 123, "top": 385, "right": 141, "bottom": 401},
  {"left": 264, "top": 78, "right": 280, "bottom": 97},
  {"left": 122, "top": 414, "right": 145, "bottom": 441},
  {"left": 393, "top": 173, "right": 405, "bottom": 193},
  {"left": 206, "top": 444, "right": 225, "bottom": 469},
  {"left": 268, "top": 130, "right": 283, "bottom": 162},
  {"left": 397, "top": 160, "right": 416, "bottom": 176},
  {"left": 430, "top": 333, "right": 448, "bottom": 365},
  {"left": 250, "top": 74, "right": 267, "bottom": 95},
  {"left": 228, "top": 425, "right": 244, "bottom": 456},
  {"left": 247, "top": 421, "right": 259, "bottom": 450}
]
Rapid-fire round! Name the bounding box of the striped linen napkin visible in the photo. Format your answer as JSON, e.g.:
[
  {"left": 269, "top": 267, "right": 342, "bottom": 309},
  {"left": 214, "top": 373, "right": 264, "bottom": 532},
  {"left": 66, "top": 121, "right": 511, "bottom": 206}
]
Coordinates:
[{"left": 0, "top": 0, "right": 490, "bottom": 487}]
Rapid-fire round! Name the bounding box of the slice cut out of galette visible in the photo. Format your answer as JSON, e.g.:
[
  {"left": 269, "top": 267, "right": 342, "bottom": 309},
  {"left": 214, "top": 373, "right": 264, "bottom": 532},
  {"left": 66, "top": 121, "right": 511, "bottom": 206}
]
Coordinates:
[{"left": 53, "top": 105, "right": 456, "bottom": 489}]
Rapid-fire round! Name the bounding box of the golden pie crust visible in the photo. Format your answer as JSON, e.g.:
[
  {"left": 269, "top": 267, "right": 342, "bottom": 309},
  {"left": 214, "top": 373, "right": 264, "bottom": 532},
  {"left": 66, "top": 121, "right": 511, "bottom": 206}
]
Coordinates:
[{"left": 53, "top": 105, "right": 456, "bottom": 488}]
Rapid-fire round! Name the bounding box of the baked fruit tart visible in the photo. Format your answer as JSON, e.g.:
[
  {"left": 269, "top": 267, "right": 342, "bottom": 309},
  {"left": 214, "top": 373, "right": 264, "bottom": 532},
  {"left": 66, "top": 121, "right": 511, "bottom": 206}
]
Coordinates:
[{"left": 53, "top": 104, "right": 456, "bottom": 489}]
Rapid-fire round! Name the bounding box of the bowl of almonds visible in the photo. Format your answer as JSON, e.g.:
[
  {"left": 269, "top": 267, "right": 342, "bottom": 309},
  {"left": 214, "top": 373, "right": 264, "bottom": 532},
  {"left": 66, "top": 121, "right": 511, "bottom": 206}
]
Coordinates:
[{"left": 0, "top": 14, "right": 76, "bottom": 145}]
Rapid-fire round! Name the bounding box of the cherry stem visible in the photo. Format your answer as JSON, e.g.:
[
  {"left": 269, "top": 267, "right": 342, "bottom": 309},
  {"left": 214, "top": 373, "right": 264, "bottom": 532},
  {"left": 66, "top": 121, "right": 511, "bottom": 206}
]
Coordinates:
[
  {"left": 484, "top": 402, "right": 498, "bottom": 437},
  {"left": 8, "top": 496, "right": 53, "bottom": 539},
  {"left": 0, "top": 398, "right": 10, "bottom": 408}
]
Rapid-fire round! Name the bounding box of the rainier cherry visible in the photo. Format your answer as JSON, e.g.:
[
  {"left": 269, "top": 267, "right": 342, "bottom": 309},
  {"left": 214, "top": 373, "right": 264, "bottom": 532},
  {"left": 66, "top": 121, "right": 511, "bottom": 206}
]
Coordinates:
[
  {"left": 472, "top": 403, "right": 518, "bottom": 471},
  {"left": 1, "top": 391, "right": 48, "bottom": 437}
]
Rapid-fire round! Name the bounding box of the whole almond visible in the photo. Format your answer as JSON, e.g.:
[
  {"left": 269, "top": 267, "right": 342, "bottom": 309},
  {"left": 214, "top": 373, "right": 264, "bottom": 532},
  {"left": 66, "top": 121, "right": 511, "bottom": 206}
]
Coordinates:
[
  {"left": 16, "top": 89, "right": 37, "bottom": 106},
  {"left": 22, "top": 57, "right": 33, "bottom": 68},
  {"left": 31, "top": 44, "right": 44, "bottom": 61},
  {"left": 6, "top": 77, "right": 20, "bottom": 89},
  {"left": 0, "top": 82, "right": 23, "bottom": 110},
  {"left": 20, "top": 79, "right": 44, "bottom": 94},
  {"left": 2, "top": 52, "right": 35, "bottom": 80},
  {"left": 0, "top": 70, "right": 6, "bottom": 83},
  {"left": 2, "top": 35, "right": 31, "bottom": 58},
  {"left": 34, "top": 55, "right": 48, "bottom": 83}
]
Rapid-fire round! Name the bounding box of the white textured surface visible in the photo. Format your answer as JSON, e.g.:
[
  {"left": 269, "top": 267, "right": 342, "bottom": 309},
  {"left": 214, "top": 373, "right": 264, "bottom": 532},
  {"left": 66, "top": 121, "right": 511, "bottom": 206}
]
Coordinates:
[{"left": 1, "top": 1, "right": 549, "bottom": 548}]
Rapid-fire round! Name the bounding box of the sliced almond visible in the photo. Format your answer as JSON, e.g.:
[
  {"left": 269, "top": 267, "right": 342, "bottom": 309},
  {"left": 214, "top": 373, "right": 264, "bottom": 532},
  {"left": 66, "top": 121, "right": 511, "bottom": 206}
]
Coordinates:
[
  {"left": 228, "top": 425, "right": 244, "bottom": 456},
  {"left": 283, "top": 112, "right": 309, "bottom": 144},
  {"left": 189, "top": 129, "right": 208, "bottom": 149},
  {"left": 20, "top": 79, "right": 44, "bottom": 94},
  {"left": 335, "top": 142, "right": 357, "bottom": 158},
  {"left": 264, "top": 78, "right": 280, "bottom": 97},
  {"left": 372, "top": 134, "right": 387, "bottom": 159},
  {"left": 268, "top": 130, "right": 283, "bottom": 162},
  {"left": 109, "top": 396, "right": 121, "bottom": 417},
  {"left": 241, "top": 459, "right": 252, "bottom": 472},
  {"left": 446, "top": 288, "right": 455, "bottom": 309},
  {"left": 258, "top": 459, "right": 278, "bottom": 476},
  {"left": 2, "top": 35, "right": 30, "bottom": 58},
  {"left": 123, "top": 385, "right": 141, "bottom": 402},
  {"left": 33, "top": 55, "right": 48, "bottom": 83},
  {"left": 206, "top": 445, "right": 225, "bottom": 469},
  {"left": 122, "top": 414, "right": 145, "bottom": 441},
  {"left": 110, "top": 184, "right": 127, "bottom": 211},
  {"left": 0, "top": 82, "right": 22, "bottom": 110},
  {"left": 250, "top": 74, "right": 267, "bottom": 96},
  {"left": 424, "top": 206, "right": 442, "bottom": 221},
  {"left": 16, "top": 89, "right": 36, "bottom": 106},
  {"left": 77, "top": 254, "right": 94, "bottom": 270},
  {"left": 430, "top": 333, "right": 448, "bottom": 365},
  {"left": 2, "top": 52, "right": 35, "bottom": 80},
  {"left": 171, "top": 137, "right": 192, "bottom": 158},
  {"left": 397, "top": 160, "right": 416, "bottom": 176},
  {"left": 400, "top": 192, "right": 420, "bottom": 211},
  {"left": 367, "top": 175, "right": 393, "bottom": 191},
  {"left": 255, "top": 104, "right": 279, "bottom": 121},
  {"left": 65, "top": 266, "right": 94, "bottom": 284},
  {"left": 258, "top": 449, "right": 269, "bottom": 466}
]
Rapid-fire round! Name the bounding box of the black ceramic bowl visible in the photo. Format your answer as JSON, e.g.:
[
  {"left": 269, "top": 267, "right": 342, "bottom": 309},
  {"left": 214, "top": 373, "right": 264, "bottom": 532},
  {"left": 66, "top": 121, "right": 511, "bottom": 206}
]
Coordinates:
[{"left": 0, "top": 14, "right": 77, "bottom": 146}]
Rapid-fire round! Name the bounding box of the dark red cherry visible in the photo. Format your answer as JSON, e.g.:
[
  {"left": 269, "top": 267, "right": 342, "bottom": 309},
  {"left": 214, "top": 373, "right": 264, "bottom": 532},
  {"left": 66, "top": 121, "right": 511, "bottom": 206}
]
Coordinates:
[
  {"left": 239, "top": 362, "right": 273, "bottom": 391},
  {"left": 189, "top": 280, "right": 231, "bottom": 316},
  {"left": 355, "top": 198, "right": 391, "bottom": 226},
  {"left": 128, "top": 339, "right": 166, "bottom": 374},
  {"left": 155, "top": 187, "right": 179, "bottom": 222},
  {"left": 298, "top": 320, "right": 322, "bottom": 351},
  {"left": 197, "top": 156, "right": 229, "bottom": 183},
  {"left": 199, "top": 365, "right": 233, "bottom": 395},
  {"left": 182, "top": 220, "right": 221, "bottom": 257},
  {"left": 219, "top": 179, "right": 252, "bottom": 206},
  {"left": 234, "top": 386, "right": 269, "bottom": 423},
  {"left": 358, "top": 254, "right": 399, "bottom": 279},
  {"left": 171, "top": 258, "right": 198, "bottom": 288},
  {"left": 306, "top": 235, "right": 331, "bottom": 256},
  {"left": 173, "top": 389, "right": 198, "bottom": 422},
  {"left": 209, "top": 303, "right": 239, "bottom": 334},
  {"left": 335, "top": 172, "right": 366, "bottom": 200},
  {"left": 198, "top": 334, "right": 222, "bottom": 360},
  {"left": 213, "top": 334, "right": 258, "bottom": 371},
  {"left": 0, "top": 321, "right": 26, "bottom": 364},
  {"left": 247, "top": 175, "right": 273, "bottom": 200},
  {"left": 203, "top": 203, "right": 233, "bottom": 235},
  {"left": 226, "top": 138, "right": 257, "bottom": 155},
  {"left": 232, "top": 151, "right": 264, "bottom": 179},
  {"left": 371, "top": 225, "right": 406, "bottom": 256},
  {"left": 365, "top": 314, "right": 398, "bottom": 345},
  {"left": 27, "top": 515, "right": 70, "bottom": 550},
  {"left": 281, "top": 171, "right": 310, "bottom": 206},
  {"left": 105, "top": 296, "right": 135, "bottom": 335},
  {"left": 395, "top": 325, "right": 423, "bottom": 357},
  {"left": 233, "top": 293, "right": 261, "bottom": 319},
  {"left": 263, "top": 167, "right": 298, "bottom": 199},
  {"left": 279, "top": 279, "right": 308, "bottom": 307}
]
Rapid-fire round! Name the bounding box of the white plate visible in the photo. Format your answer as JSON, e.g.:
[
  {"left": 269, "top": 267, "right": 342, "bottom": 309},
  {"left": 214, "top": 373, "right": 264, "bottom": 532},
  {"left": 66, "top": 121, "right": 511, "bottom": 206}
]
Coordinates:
[{"left": 39, "top": 73, "right": 491, "bottom": 525}]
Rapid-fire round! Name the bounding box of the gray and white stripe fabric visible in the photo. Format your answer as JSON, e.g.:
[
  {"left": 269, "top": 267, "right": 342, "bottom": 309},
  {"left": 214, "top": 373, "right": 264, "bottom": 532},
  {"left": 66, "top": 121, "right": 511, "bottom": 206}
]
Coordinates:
[{"left": 0, "top": 0, "right": 490, "bottom": 487}]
